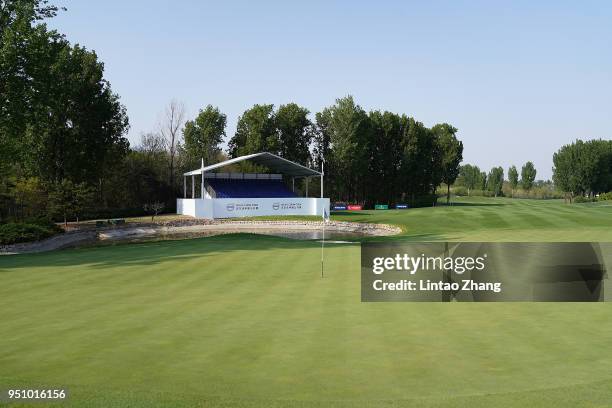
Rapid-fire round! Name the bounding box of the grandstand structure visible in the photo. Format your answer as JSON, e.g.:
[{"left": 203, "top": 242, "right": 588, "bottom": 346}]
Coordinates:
[{"left": 177, "top": 152, "right": 330, "bottom": 219}]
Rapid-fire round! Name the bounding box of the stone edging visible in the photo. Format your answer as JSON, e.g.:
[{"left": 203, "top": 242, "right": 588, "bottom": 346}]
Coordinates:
[{"left": 1, "top": 220, "right": 401, "bottom": 255}]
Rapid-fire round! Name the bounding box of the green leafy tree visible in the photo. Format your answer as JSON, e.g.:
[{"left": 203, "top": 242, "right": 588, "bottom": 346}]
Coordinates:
[
  {"left": 183, "top": 105, "right": 226, "bottom": 166},
  {"left": 1, "top": 4, "right": 129, "bottom": 185},
  {"left": 553, "top": 139, "right": 612, "bottom": 201},
  {"left": 508, "top": 165, "right": 519, "bottom": 197},
  {"left": 0, "top": 0, "right": 64, "bottom": 175},
  {"left": 479, "top": 171, "right": 487, "bottom": 191},
  {"left": 368, "top": 111, "right": 403, "bottom": 204},
  {"left": 312, "top": 109, "right": 333, "bottom": 197},
  {"left": 313, "top": 109, "right": 331, "bottom": 167},
  {"left": 31, "top": 44, "right": 129, "bottom": 184},
  {"left": 459, "top": 164, "right": 481, "bottom": 196},
  {"left": 12, "top": 177, "right": 45, "bottom": 220},
  {"left": 47, "top": 179, "right": 75, "bottom": 226},
  {"left": 552, "top": 144, "right": 576, "bottom": 200},
  {"left": 487, "top": 167, "right": 504, "bottom": 197},
  {"left": 432, "top": 123, "right": 463, "bottom": 203},
  {"left": 318, "top": 96, "right": 370, "bottom": 202},
  {"left": 275, "top": 103, "right": 312, "bottom": 165},
  {"left": 521, "top": 161, "right": 537, "bottom": 191},
  {"left": 229, "top": 104, "right": 278, "bottom": 158},
  {"left": 399, "top": 117, "right": 440, "bottom": 204}
]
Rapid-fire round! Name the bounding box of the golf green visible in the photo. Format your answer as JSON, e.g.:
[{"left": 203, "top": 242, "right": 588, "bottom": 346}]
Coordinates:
[{"left": 1, "top": 198, "right": 612, "bottom": 407}]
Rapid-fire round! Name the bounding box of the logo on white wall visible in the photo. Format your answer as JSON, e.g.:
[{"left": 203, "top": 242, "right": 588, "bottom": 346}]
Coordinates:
[
  {"left": 226, "top": 204, "right": 235, "bottom": 212},
  {"left": 273, "top": 203, "right": 280, "bottom": 210}
]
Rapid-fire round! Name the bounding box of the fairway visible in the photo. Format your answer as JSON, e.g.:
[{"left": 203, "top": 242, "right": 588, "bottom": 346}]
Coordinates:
[
  {"left": 2, "top": 198, "right": 612, "bottom": 407},
  {"left": 333, "top": 196, "right": 612, "bottom": 241}
]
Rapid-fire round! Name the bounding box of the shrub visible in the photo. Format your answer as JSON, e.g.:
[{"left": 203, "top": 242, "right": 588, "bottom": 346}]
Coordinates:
[
  {"left": 451, "top": 186, "right": 468, "bottom": 196},
  {"left": 0, "top": 223, "right": 62, "bottom": 245},
  {"left": 598, "top": 192, "right": 612, "bottom": 202},
  {"left": 408, "top": 194, "right": 438, "bottom": 208},
  {"left": 574, "top": 195, "right": 596, "bottom": 203},
  {"left": 23, "top": 216, "right": 63, "bottom": 232}
]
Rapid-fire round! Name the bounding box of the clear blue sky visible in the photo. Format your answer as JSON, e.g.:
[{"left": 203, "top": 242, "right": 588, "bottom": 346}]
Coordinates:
[{"left": 50, "top": 0, "right": 612, "bottom": 179}]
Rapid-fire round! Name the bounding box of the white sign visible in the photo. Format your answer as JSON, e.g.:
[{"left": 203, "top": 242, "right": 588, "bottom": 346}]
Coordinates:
[{"left": 178, "top": 197, "right": 329, "bottom": 219}]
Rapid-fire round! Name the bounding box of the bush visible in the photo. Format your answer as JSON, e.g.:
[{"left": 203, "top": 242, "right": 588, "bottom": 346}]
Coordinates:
[
  {"left": 598, "top": 192, "right": 612, "bottom": 202},
  {"left": 574, "top": 195, "right": 596, "bottom": 203},
  {"left": 23, "top": 216, "right": 63, "bottom": 232},
  {"left": 451, "top": 186, "right": 468, "bottom": 196},
  {"left": 79, "top": 206, "right": 158, "bottom": 221},
  {"left": 0, "top": 223, "right": 62, "bottom": 245},
  {"left": 408, "top": 194, "right": 438, "bottom": 208}
]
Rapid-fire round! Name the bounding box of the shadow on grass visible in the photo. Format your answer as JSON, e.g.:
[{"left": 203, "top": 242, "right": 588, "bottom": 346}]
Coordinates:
[
  {"left": 439, "top": 201, "right": 506, "bottom": 207},
  {"left": 329, "top": 211, "right": 374, "bottom": 217},
  {"left": 0, "top": 231, "right": 452, "bottom": 271},
  {"left": 0, "top": 233, "right": 358, "bottom": 271}
]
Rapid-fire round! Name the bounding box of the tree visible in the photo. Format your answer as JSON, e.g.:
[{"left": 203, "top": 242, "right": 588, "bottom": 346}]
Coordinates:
[
  {"left": 0, "top": 0, "right": 62, "bottom": 29},
  {"left": 521, "top": 161, "right": 537, "bottom": 191},
  {"left": 139, "top": 132, "right": 167, "bottom": 157},
  {"left": 368, "top": 111, "right": 403, "bottom": 204},
  {"left": 313, "top": 109, "right": 332, "bottom": 164},
  {"left": 432, "top": 123, "right": 463, "bottom": 203},
  {"left": 460, "top": 164, "right": 481, "bottom": 196},
  {"left": 12, "top": 177, "right": 45, "bottom": 220},
  {"left": 0, "top": 0, "right": 64, "bottom": 173},
  {"left": 318, "top": 96, "right": 370, "bottom": 202},
  {"left": 73, "top": 182, "right": 96, "bottom": 223},
  {"left": 229, "top": 104, "right": 277, "bottom": 158},
  {"left": 553, "top": 139, "right": 612, "bottom": 201},
  {"left": 159, "top": 99, "right": 185, "bottom": 193},
  {"left": 183, "top": 105, "right": 226, "bottom": 166},
  {"left": 47, "top": 179, "right": 75, "bottom": 226},
  {"left": 487, "top": 167, "right": 504, "bottom": 197},
  {"left": 1, "top": 1, "right": 129, "bottom": 186},
  {"left": 144, "top": 202, "right": 165, "bottom": 222},
  {"left": 508, "top": 166, "right": 518, "bottom": 197},
  {"left": 30, "top": 44, "right": 130, "bottom": 184},
  {"left": 398, "top": 117, "right": 441, "bottom": 206},
  {"left": 275, "top": 103, "right": 312, "bottom": 165},
  {"left": 480, "top": 172, "right": 487, "bottom": 190}
]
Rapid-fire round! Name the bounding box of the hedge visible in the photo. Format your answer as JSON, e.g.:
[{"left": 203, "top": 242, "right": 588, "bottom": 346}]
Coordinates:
[{"left": 0, "top": 221, "right": 62, "bottom": 245}]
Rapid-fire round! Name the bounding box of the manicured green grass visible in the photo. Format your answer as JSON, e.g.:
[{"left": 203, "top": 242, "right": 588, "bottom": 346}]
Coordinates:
[
  {"left": 2, "top": 198, "right": 612, "bottom": 407},
  {"left": 333, "top": 196, "right": 612, "bottom": 241}
]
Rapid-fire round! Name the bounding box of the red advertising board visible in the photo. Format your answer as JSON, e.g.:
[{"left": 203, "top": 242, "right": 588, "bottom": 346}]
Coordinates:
[{"left": 347, "top": 204, "right": 363, "bottom": 210}]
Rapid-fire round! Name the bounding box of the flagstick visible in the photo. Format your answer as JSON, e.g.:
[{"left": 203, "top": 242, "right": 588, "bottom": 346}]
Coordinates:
[
  {"left": 320, "top": 158, "right": 325, "bottom": 279},
  {"left": 321, "top": 218, "right": 325, "bottom": 278}
]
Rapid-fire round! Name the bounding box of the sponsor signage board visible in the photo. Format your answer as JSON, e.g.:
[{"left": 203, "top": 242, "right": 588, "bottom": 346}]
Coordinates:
[
  {"left": 375, "top": 204, "right": 389, "bottom": 210},
  {"left": 396, "top": 204, "right": 409, "bottom": 209},
  {"left": 347, "top": 205, "right": 363, "bottom": 211}
]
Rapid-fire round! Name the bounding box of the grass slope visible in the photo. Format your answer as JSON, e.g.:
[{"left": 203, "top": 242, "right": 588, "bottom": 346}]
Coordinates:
[{"left": 1, "top": 198, "right": 612, "bottom": 407}]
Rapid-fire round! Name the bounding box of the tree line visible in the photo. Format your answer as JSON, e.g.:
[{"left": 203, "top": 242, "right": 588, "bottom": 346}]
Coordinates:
[
  {"left": 226, "top": 97, "right": 463, "bottom": 206},
  {"left": 1, "top": 1, "right": 130, "bottom": 222},
  {"left": 123, "top": 97, "right": 465, "bottom": 210},
  {"left": 455, "top": 162, "right": 541, "bottom": 198},
  {"left": 552, "top": 139, "right": 612, "bottom": 201},
  {"left": 10, "top": 1, "right": 610, "bottom": 226},
  {"left": 0, "top": 1, "right": 466, "bottom": 223}
]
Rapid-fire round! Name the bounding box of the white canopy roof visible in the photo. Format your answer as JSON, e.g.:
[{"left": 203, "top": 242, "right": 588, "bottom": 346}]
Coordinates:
[{"left": 183, "top": 152, "right": 321, "bottom": 178}]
